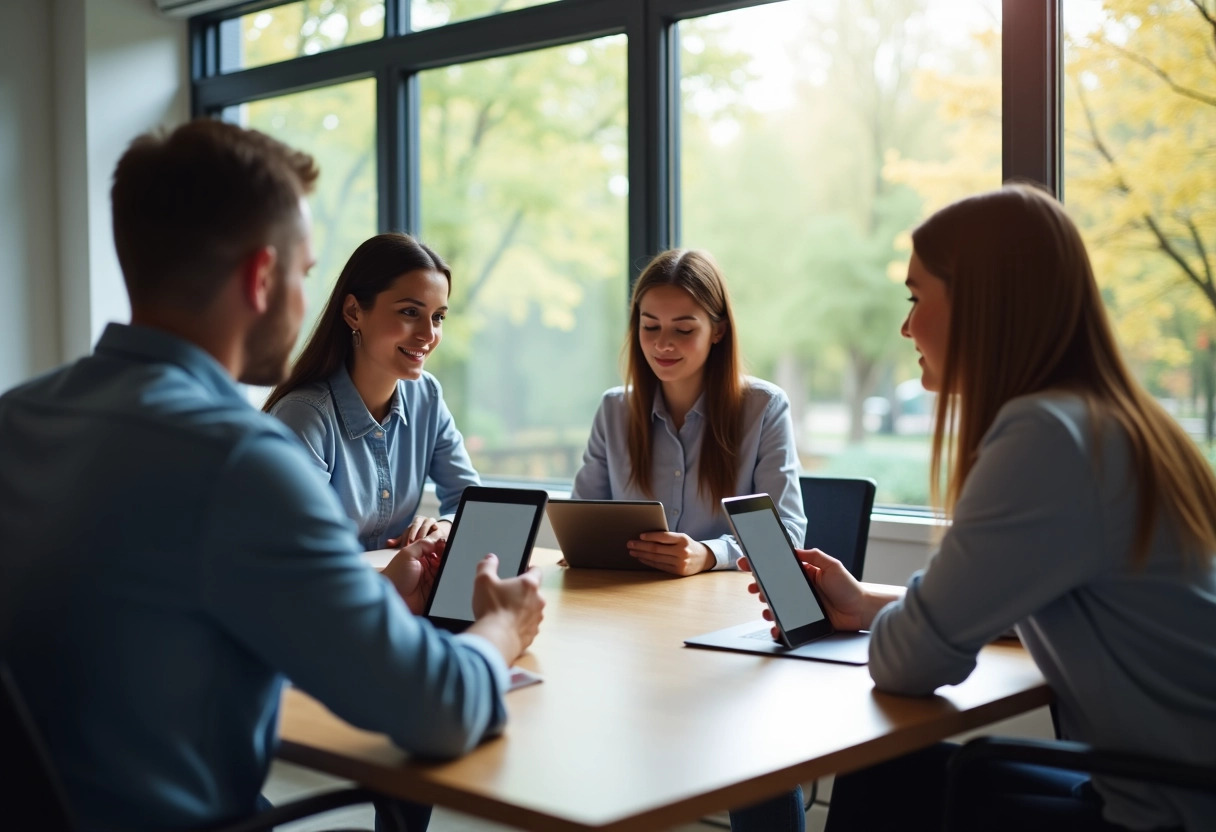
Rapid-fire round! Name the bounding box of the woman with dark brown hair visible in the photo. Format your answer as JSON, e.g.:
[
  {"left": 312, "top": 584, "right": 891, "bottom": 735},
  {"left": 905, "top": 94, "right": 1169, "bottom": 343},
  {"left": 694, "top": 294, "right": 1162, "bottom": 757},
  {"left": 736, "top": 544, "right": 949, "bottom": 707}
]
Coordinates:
[
  {"left": 571, "top": 248, "right": 807, "bottom": 576},
  {"left": 265, "top": 232, "right": 480, "bottom": 550}
]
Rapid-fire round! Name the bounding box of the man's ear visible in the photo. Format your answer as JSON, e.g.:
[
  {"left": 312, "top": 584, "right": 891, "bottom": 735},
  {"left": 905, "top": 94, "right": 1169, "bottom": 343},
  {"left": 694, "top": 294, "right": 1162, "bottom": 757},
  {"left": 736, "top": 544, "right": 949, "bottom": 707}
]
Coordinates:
[
  {"left": 239, "top": 246, "right": 278, "bottom": 314},
  {"left": 341, "top": 294, "right": 362, "bottom": 330}
]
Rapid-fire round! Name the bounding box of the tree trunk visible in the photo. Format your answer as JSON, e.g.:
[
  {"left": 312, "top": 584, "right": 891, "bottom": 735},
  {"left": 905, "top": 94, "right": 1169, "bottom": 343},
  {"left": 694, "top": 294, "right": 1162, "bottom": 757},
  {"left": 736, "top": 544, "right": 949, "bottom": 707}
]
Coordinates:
[
  {"left": 774, "top": 351, "right": 807, "bottom": 449},
  {"left": 845, "top": 350, "right": 879, "bottom": 445},
  {"left": 1204, "top": 338, "right": 1215, "bottom": 447}
]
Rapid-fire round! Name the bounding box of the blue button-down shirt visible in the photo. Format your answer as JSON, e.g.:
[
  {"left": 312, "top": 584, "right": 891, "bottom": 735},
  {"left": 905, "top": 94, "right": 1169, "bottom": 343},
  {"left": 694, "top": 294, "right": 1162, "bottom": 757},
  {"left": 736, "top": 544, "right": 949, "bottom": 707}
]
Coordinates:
[
  {"left": 270, "top": 366, "right": 480, "bottom": 550},
  {"left": 571, "top": 378, "right": 806, "bottom": 569},
  {"left": 0, "top": 324, "right": 508, "bottom": 832}
]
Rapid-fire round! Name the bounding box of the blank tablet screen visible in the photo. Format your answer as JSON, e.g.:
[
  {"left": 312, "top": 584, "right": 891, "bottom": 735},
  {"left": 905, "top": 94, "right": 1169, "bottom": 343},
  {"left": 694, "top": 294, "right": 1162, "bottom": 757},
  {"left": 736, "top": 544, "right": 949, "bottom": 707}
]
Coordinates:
[
  {"left": 729, "top": 507, "right": 827, "bottom": 633},
  {"left": 428, "top": 500, "right": 542, "bottom": 623}
]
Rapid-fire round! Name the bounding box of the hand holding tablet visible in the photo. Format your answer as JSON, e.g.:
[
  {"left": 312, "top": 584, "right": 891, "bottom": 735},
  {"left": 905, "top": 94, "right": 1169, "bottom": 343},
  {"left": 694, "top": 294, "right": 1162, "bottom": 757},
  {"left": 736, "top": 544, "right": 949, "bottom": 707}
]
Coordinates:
[
  {"left": 546, "top": 499, "right": 669, "bottom": 570},
  {"left": 423, "top": 486, "right": 548, "bottom": 632}
]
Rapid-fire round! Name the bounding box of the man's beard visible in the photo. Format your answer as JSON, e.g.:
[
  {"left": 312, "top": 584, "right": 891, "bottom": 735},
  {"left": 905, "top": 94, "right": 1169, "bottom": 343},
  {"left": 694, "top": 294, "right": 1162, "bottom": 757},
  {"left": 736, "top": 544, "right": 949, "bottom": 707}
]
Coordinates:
[{"left": 240, "top": 272, "right": 298, "bottom": 387}]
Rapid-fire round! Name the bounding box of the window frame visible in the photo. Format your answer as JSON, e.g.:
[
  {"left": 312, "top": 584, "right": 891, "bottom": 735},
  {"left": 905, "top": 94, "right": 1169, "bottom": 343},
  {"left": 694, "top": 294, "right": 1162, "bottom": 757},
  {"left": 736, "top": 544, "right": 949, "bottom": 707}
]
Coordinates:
[
  {"left": 191, "top": 0, "right": 1059, "bottom": 276},
  {"left": 189, "top": 0, "right": 1062, "bottom": 509}
]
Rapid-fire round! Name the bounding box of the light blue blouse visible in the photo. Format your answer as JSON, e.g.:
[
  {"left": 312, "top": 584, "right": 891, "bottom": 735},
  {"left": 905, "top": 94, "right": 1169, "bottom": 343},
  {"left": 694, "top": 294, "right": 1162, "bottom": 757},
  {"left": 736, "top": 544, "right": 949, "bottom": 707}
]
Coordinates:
[
  {"left": 270, "top": 366, "right": 480, "bottom": 550},
  {"left": 571, "top": 378, "right": 807, "bottom": 569}
]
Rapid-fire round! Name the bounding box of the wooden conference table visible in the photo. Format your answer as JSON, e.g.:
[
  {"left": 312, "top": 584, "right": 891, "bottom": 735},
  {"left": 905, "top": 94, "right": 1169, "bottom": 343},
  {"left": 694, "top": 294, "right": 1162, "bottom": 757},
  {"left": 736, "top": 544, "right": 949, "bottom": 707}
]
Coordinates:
[{"left": 277, "top": 548, "right": 1051, "bottom": 831}]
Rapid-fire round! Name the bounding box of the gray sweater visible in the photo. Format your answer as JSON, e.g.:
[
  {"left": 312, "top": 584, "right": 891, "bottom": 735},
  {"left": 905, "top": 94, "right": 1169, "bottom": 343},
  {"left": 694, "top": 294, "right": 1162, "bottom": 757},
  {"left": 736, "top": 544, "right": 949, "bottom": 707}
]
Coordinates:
[{"left": 870, "top": 392, "right": 1216, "bottom": 831}]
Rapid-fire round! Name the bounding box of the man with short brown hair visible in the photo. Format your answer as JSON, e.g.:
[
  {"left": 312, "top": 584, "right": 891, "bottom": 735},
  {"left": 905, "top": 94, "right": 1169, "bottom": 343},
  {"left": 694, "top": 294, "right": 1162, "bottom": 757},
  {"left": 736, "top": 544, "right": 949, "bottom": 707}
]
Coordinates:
[{"left": 0, "top": 119, "right": 544, "bottom": 832}]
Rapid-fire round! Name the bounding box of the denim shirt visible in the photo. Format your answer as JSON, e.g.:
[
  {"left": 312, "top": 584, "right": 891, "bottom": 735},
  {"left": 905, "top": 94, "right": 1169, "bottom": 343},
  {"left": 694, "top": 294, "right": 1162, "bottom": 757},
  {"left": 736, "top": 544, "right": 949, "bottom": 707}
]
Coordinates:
[
  {"left": 571, "top": 378, "right": 806, "bottom": 569},
  {"left": 0, "top": 324, "right": 508, "bottom": 832},
  {"left": 270, "top": 366, "right": 480, "bottom": 550}
]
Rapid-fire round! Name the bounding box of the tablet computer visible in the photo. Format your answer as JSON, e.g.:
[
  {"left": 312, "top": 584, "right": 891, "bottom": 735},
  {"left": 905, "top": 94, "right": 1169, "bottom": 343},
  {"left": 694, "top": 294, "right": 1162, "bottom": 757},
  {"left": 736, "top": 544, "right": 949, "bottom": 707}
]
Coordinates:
[
  {"left": 423, "top": 486, "right": 548, "bottom": 632},
  {"left": 546, "top": 499, "right": 668, "bottom": 570},
  {"left": 684, "top": 493, "right": 867, "bottom": 664},
  {"left": 722, "top": 493, "right": 835, "bottom": 647}
]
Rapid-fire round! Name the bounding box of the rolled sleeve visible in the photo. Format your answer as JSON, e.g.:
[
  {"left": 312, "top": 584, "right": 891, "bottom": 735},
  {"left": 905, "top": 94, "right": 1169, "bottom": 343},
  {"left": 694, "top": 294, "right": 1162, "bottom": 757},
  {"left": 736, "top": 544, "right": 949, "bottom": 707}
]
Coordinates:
[
  {"left": 200, "top": 433, "right": 506, "bottom": 758},
  {"left": 705, "top": 538, "right": 732, "bottom": 570}
]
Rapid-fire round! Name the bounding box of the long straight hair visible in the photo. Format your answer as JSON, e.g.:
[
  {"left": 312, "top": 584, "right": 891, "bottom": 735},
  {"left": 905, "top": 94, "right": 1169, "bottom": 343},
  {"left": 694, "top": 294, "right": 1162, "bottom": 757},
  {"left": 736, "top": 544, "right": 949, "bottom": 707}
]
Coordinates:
[
  {"left": 264, "top": 233, "right": 451, "bottom": 412},
  {"left": 914, "top": 184, "right": 1216, "bottom": 565},
  {"left": 625, "top": 249, "right": 745, "bottom": 508}
]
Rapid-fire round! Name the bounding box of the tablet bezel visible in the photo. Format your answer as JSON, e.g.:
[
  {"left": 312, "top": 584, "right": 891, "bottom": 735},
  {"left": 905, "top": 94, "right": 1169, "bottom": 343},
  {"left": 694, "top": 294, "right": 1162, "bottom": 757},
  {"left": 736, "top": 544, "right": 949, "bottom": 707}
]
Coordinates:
[
  {"left": 722, "top": 493, "right": 835, "bottom": 647},
  {"left": 546, "top": 499, "right": 668, "bottom": 570},
  {"left": 423, "top": 486, "right": 548, "bottom": 632}
]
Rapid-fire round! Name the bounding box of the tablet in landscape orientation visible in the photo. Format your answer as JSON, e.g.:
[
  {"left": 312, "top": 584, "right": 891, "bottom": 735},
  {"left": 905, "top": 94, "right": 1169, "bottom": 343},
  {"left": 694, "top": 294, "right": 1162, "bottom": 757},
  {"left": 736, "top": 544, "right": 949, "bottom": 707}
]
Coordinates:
[
  {"left": 424, "top": 486, "right": 548, "bottom": 632},
  {"left": 546, "top": 499, "right": 668, "bottom": 570}
]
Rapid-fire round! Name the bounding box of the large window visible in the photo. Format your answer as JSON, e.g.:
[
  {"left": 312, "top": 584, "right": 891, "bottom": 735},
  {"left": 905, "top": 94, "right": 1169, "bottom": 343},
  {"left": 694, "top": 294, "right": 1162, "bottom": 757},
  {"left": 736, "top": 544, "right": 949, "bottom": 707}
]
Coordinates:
[
  {"left": 220, "top": 1, "right": 385, "bottom": 72},
  {"left": 1063, "top": 0, "right": 1216, "bottom": 463},
  {"left": 192, "top": 0, "right": 1103, "bottom": 507},
  {"left": 232, "top": 78, "right": 378, "bottom": 341},
  {"left": 418, "top": 37, "right": 628, "bottom": 479},
  {"left": 679, "top": 0, "right": 1001, "bottom": 506},
  {"left": 410, "top": 0, "right": 560, "bottom": 30}
]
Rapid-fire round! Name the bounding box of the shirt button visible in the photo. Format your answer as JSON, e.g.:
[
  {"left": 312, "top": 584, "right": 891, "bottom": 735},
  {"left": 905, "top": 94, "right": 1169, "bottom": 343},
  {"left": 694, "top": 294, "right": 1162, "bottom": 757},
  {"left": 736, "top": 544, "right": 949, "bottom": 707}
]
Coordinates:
[
  {"left": 673, "top": 509, "right": 680, "bottom": 516},
  {"left": 674, "top": 470, "right": 682, "bottom": 477},
  {"left": 373, "top": 430, "right": 384, "bottom": 439},
  {"left": 380, "top": 489, "right": 390, "bottom": 499}
]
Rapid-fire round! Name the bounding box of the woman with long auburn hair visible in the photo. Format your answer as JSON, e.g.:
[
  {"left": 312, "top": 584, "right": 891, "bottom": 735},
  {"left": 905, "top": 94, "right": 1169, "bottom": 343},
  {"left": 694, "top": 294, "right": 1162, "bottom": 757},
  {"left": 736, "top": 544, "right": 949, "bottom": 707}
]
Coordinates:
[
  {"left": 265, "top": 232, "right": 480, "bottom": 550},
  {"left": 571, "top": 248, "right": 807, "bottom": 577},
  {"left": 747, "top": 184, "right": 1216, "bottom": 832}
]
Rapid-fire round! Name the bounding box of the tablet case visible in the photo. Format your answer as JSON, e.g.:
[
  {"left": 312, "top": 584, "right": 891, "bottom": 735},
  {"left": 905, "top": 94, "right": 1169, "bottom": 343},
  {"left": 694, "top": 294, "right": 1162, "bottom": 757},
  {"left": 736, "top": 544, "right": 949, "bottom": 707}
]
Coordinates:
[
  {"left": 685, "top": 620, "right": 870, "bottom": 665},
  {"left": 546, "top": 499, "right": 668, "bottom": 570}
]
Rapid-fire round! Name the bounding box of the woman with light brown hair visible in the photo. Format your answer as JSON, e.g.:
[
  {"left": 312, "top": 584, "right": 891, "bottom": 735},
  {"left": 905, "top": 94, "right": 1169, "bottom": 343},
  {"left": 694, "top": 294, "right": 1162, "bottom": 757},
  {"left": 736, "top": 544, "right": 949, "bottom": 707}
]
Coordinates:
[
  {"left": 571, "top": 248, "right": 807, "bottom": 576},
  {"left": 748, "top": 184, "right": 1216, "bottom": 832}
]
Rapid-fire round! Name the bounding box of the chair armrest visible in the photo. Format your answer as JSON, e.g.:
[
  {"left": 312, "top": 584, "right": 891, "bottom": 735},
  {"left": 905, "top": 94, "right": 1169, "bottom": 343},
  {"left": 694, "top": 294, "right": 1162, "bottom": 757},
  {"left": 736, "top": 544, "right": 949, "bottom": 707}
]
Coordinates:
[
  {"left": 208, "top": 787, "right": 380, "bottom": 832},
  {"left": 950, "top": 736, "right": 1216, "bottom": 793}
]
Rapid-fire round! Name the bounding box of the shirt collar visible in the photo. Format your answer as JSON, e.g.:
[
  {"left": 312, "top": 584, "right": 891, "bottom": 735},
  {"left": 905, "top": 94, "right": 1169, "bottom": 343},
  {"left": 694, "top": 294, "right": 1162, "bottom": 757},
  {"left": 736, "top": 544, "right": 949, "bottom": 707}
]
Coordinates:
[
  {"left": 650, "top": 386, "right": 706, "bottom": 423},
  {"left": 328, "top": 364, "right": 408, "bottom": 440},
  {"left": 94, "top": 323, "right": 247, "bottom": 406}
]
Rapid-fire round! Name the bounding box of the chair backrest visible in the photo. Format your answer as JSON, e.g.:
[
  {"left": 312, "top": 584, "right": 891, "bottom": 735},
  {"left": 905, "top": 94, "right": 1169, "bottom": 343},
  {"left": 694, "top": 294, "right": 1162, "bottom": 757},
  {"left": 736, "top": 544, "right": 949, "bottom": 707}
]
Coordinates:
[
  {"left": 0, "top": 661, "right": 76, "bottom": 832},
  {"left": 798, "top": 476, "right": 877, "bottom": 580}
]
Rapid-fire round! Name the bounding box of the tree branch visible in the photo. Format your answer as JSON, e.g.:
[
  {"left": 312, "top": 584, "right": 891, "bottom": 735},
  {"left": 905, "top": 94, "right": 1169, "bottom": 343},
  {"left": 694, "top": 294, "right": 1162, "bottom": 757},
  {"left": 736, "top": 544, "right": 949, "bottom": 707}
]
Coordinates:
[
  {"left": 1075, "top": 79, "right": 1216, "bottom": 312},
  {"left": 1107, "top": 41, "right": 1216, "bottom": 109},
  {"left": 1187, "top": 0, "right": 1216, "bottom": 53},
  {"left": 1183, "top": 215, "right": 1215, "bottom": 290},
  {"left": 1142, "top": 213, "right": 1216, "bottom": 310},
  {"left": 462, "top": 208, "right": 526, "bottom": 308}
]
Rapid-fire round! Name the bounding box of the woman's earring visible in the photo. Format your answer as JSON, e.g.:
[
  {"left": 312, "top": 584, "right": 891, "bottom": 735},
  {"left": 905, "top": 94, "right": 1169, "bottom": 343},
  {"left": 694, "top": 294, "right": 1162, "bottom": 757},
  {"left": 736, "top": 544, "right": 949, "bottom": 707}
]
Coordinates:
[{"left": 352, "top": 329, "right": 362, "bottom": 348}]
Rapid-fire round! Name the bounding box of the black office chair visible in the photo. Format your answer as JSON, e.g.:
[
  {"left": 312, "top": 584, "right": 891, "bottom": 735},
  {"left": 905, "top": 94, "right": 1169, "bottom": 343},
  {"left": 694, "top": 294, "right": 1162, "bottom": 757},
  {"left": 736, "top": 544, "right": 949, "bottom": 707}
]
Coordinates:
[
  {"left": 943, "top": 736, "right": 1216, "bottom": 832},
  {"left": 0, "top": 662, "right": 398, "bottom": 832},
  {"left": 798, "top": 476, "right": 877, "bottom": 580}
]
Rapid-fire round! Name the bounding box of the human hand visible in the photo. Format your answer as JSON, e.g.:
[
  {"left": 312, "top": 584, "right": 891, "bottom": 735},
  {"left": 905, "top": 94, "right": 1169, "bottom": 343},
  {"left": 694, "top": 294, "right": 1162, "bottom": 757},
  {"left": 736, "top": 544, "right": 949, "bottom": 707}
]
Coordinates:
[
  {"left": 380, "top": 535, "right": 445, "bottom": 615},
  {"left": 468, "top": 555, "right": 546, "bottom": 664},
  {"left": 387, "top": 517, "right": 451, "bottom": 548},
  {"left": 626, "top": 531, "right": 715, "bottom": 576},
  {"left": 739, "top": 547, "right": 869, "bottom": 635}
]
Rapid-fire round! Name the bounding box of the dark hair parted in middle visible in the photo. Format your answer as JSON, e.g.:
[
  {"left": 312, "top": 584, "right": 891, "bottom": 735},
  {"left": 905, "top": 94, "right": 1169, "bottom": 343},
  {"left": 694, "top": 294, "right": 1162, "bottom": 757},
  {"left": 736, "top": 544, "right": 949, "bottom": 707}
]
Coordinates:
[
  {"left": 625, "top": 249, "right": 745, "bottom": 509},
  {"left": 263, "top": 232, "right": 450, "bottom": 413}
]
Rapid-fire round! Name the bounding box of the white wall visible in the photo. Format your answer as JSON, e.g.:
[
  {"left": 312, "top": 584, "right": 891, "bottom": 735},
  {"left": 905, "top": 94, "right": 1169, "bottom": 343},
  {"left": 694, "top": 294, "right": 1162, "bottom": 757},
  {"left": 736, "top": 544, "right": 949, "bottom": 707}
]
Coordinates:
[
  {"left": 0, "top": 0, "right": 188, "bottom": 394},
  {"left": 0, "top": 4, "right": 60, "bottom": 386}
]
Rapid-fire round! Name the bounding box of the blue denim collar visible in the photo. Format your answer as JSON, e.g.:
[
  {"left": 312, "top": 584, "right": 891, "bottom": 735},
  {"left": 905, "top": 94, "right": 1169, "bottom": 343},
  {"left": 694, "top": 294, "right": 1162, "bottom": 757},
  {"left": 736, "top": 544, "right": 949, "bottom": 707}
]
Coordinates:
[
  {"left": 94, "top": 323, "right": 247, "bottom": 407},
  {"left": 328, "top": 364, "right": 408, "bottom": 440}
]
